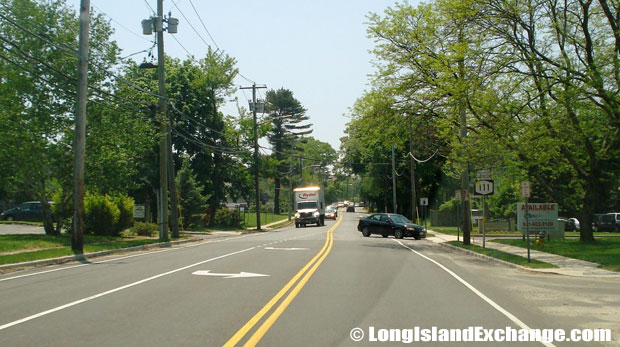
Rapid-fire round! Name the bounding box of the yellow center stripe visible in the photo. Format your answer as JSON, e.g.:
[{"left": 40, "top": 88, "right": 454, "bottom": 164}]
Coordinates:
[{"left": 223, "top": 215, "right": 343, "bottom": 347}]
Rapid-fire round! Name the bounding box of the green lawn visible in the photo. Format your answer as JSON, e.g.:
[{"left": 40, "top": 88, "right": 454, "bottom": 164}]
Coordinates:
[
  {"left": 447, "top": 241, "right": 558, "bottom": 268},
  {"left": 243, "top": 212, "right": 290, "bottom": 228},
  {"left": 430, "top": 226, "right": 520, "bottom": 236},
  {"left": 491, "top": 238, "right": 620, "bottom": 272},
  {"left": 0, "top": 234, "right": 168, "bottom": 265}
]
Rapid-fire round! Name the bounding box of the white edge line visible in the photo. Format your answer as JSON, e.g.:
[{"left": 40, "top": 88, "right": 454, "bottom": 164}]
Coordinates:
[
  {"left": 394, "top": 239, "right": 556, "bottom": 347},
  {"left": 0, "top": 233, "right": 259, "bottom": 282},
  {"left": 0, "top": 246, "right": 256, "bottom": 331}
]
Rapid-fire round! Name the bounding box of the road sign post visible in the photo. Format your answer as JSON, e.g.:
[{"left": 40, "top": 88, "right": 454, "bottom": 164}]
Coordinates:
[
  {"left": 420, "top": 198, "right": 428, "bottom": 231},
  {"left": 521, "top": 181, "right": 531, "bottom": 262},
  {"left": 455, "top": 190, "right": 461, "bottom": 242}
]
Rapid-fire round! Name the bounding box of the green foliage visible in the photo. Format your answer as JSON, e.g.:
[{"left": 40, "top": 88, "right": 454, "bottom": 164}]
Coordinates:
[
  {"left": 84, "top": 193, "right": 120, "bottom": 236},
  {"left": 214, "top": 208, "right": 241, "bottom": 228},
  {"left": 176, "top": 159, "right": 208, "bottom": 228},
  {"left": 129, "top": 222, "right": 157, "bottom": 237},
  {"left": 111, "top": 193, "right": 134, "bottom": 233}
]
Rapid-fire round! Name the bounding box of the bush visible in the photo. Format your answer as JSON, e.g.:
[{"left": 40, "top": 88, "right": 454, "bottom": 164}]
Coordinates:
[
  {"left": 130, "top": 222, "right": 158, "bottom": 237},
  {"left": 214, "top": 208, "right": 241, "bottom": 228},
  {"left": 112, "top": 193, "right": 134, "bottom": 233},
  {"left": 85, "top": 193, "right": 120, "bottom": 236}
]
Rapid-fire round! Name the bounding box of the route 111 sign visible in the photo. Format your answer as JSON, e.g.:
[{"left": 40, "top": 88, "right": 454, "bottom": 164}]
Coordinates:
[{"left": 474, "top": 180, "right": 494, "bottom": 196}]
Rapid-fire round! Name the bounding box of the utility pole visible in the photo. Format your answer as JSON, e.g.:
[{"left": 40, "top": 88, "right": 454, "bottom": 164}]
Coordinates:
[
  {"left": 142, "top": 2, "right": 179, "bottom": 240},
  {"left": 72, "top": 0, "right": 90, "bottom": 254},
  {"left": 408, "top": 114, "right": 418, "bottom": 223},
  {"left": 391, "top": 145, "right": 397, "bottom": 213},
  {"left": 156, "top": 0, "right": 169, "bottom": 241},
  {"left": 288, "top": 150, "right": 293, "bottom": 221},
  {"left": 457, "top": 25, "right": 472, "bottom": 245},
  {"left": 167, "top": 132, "right": 180, "bottom": 238},
  {"left": 240, "top": 83, "right": 266, "bottom": 230}
]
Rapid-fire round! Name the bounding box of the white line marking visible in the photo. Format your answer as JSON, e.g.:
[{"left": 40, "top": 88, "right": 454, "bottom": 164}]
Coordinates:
[
  {"left": 0, "top": 234, "right": 259, "bottom": 282},
  {"left": 394, "top": 240, "right": 555, "bottom": 347},
  {"left": 192, "top": 270, "right": 269, "bottom": 278},
  {"left": 264, "top": 247, "right": 309, "bottom": 251},
  {"left": 0, "top": 247, "right": 255, "bottom": 331}
]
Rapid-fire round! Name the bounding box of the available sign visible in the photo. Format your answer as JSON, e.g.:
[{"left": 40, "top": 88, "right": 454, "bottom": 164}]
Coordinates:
[{"left": 517, "top": 203, "right": 558, "bottom": 232}]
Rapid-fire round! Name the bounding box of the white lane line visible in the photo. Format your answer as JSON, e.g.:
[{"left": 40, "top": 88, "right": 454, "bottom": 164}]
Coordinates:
[
  {"left": 0, "top": 233, "right": 259, "bottom": 283},
  {"left": 1, "top": 229, "right": 323, "bottom": 283},
  {"left": 394, "top": 240, "right": 556, "bottom": 347},
  {"left": 0, "top": 247, "right": 256, "bottom": 331}
]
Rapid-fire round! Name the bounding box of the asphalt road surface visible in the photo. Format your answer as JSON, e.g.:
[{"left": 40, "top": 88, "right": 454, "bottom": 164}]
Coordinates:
[{"left": 0, "top": 210, "right": 618, "bottom": 346}]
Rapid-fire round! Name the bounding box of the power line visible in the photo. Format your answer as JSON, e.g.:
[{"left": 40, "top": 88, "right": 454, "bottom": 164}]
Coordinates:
[
  {"left": 170, "top": 1, "right": 212, "bottom": 51},
  {"left": 143, "top": 0, "right": 156, "bottom": 14},
  {"left": 92, "top": 3, "right": 152, "bottom": 43},
  {"left": 187, "top": 0, "right": 220, "bottom": 51}
]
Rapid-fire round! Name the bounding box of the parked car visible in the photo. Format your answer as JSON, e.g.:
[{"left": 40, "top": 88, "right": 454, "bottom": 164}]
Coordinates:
[
  {"left": 325, "top": 207, "right": 337, "bottom": 220},
  {"left": 594, "top": 214, "right": 618, "bottom": 232},
  {"left": 559, "top": 217, "right": 580, "bottom": 231},
  {"left": 1, "top": 201, "right": 52, "bottom": 222},
  {"left": 357, "top": 213, "right": 426, "bottom": 240}
]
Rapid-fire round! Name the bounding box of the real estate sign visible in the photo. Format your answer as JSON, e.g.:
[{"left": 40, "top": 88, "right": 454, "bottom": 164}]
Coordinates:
[{"left": 517, "top": 203, "right": 558, "bottom": 232}]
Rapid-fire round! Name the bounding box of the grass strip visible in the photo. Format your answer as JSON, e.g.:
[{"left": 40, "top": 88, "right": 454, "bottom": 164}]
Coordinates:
[
  {"left": 447, "top": 241, "right": 558, "bottom": 269},
  {"left": 0, "top": 236, "right": 164, "bottom": 265},
  {"left": 492, "top": 238, "right": 620, "bottom": 272}
]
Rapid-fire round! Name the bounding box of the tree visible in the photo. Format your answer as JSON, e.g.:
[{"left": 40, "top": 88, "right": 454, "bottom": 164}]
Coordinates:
[
  {"left": 0, "top": 0, "right": 123, "bottom": 234},
  {"left": 265, "top": 88, "right": 312, "bottom": 214},
  {"left": 176, "top": 158, "right": 208, "bottom": 228}
]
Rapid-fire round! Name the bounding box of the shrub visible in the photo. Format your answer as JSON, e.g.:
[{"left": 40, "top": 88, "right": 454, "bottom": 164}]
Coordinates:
[
  {"left": 85, "top": 193, "right": 120, "bottom": 236},
  {"left": 130, "top": 222, "right": 158, "bottom": 237},
  {"left": 111, "top": 193, "right": 134, "bottom": 233},
  {"left": 214, "top": 208, "right": 241, "bottom": 228}
]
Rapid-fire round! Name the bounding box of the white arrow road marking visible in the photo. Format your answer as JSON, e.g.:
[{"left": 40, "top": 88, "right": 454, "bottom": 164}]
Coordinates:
[
  {"left": 192, "top": 270, "right": 269, "bottom": 278},
  {"left": 264, "top": 247, "right": 309, "bottom": 251}
]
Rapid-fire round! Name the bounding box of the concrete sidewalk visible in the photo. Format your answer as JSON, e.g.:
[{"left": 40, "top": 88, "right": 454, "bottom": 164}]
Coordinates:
[{"left": 428, "top": 230, "right": 620, "bottom": 278}]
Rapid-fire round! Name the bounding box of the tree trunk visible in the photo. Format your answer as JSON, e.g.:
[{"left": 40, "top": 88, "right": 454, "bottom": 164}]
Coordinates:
[{"left": 274, "top": 177, "right": 281, "bottom": 215}]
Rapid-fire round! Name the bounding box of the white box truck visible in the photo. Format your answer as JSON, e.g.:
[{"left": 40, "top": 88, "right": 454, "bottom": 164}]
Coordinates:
[{"left": 293, "top": 186, "right": 325, "bottom": 227}]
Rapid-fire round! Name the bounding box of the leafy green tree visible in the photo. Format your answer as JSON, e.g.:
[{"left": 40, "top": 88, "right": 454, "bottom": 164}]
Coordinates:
[
  {"left": 265, "top": 88, "right": 312, "bottom": 214},
  {"left": 176, "top": 158, "right": 208, "bottom": 228},
  {"left": 0, "top": 0, "right": 121, "bottom": 234}
]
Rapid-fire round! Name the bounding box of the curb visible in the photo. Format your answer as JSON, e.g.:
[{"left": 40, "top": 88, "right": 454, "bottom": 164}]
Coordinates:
[
  {"left": 0, "top": 237, "right": 202, "bottom": 273},
  {"left": 436, "top": 241, "right": 546, "bottom": 274}
]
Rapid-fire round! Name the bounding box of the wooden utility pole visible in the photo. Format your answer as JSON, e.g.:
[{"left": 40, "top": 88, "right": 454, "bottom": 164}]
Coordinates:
[
  {"left": 240, "top": 83, "right": 266, "bottom": 230},
  {"left": 458, "top": 25, "right": 472, "bottom": 245},
  {"left": 156, "top": 0, "right": 169, "bottom": 241},
  {"left": 391, "top": 145, "right": 397, "bottom": 213},
  {"left": 167, "top": 132, "right": 180, "bottom": 238},
  {"left": 408, "top": 114, "right": 418, "bottom": 223},
  {"left": 72, "top": 0, "right": 90, "bottom": 254}
]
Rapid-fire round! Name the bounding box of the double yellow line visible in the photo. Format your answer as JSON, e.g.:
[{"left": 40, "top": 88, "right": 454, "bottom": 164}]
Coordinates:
[{"left": 223, "top": 214, "right": 343, "bottom": 347}]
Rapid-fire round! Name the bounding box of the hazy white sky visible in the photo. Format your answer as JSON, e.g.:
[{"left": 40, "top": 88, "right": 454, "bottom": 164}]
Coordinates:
[{"left": 69, "top": 0, "right": 409, "bottom": 151}]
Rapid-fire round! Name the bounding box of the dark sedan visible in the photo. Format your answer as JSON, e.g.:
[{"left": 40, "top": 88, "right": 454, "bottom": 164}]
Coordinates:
[
  {"left": 357, "top": 213, "right": 426, "bottom": 240},
  {"left": 0, "top": 201, "right": 50, "bottom": 222}
]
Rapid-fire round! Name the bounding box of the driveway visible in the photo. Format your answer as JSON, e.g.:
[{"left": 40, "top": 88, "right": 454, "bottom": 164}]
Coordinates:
[{"left": 0, "top": 224, "right": 45, "bottom": 235}]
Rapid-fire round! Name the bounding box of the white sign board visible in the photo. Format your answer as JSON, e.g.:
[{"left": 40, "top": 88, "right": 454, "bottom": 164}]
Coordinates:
[
  {"left": 134, "top": 204, "right": 145, "bottom": 219},
  {"left": 517, "top": 203, "right": 558, "bottom": 232},
  {"left": 420, "top": 198, "right": 428, "bottom": 206},
  {"left": 521, "top": 181, "right": 530, "bottom": 198},
  {"left": 478, "top": 170, "right": 491, "bottom": 180},
  {"left": 474, "top": 180, "right": 494, "bottom": 195}
]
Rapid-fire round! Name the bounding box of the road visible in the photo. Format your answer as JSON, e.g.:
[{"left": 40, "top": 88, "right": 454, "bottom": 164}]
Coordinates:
[{"left": 0, "top": 210, "right": 618, "bottom": 346}]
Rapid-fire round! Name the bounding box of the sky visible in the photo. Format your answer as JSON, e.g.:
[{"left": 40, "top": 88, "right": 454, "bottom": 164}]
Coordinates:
[{"left": 67, "top": 0, "right": 406, "bottom": 151}]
